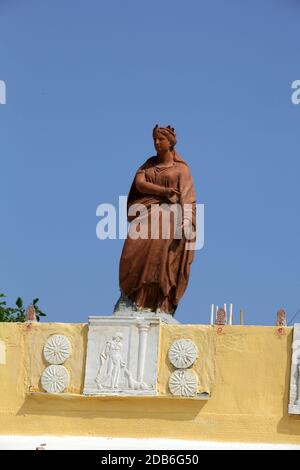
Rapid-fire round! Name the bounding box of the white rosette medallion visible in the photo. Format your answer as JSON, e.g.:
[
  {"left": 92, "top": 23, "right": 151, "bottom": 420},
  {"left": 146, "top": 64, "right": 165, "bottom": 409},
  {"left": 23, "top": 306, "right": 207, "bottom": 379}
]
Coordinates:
[
  {"left": 168, "top": 339, "right": 198, "bottom": 369},
  {"left": 41, "top": 365, "right": 69, "bottom": 393},
  {"left": 168, "top": 369, "right": 198, "bottom": 397},
  {"left": 43, "top": 334, "right": 71, "bottom": 365}
]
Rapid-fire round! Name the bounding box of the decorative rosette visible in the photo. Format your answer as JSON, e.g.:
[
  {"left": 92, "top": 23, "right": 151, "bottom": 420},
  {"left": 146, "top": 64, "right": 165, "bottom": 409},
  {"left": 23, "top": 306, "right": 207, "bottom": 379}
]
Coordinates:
[
  {"left": 168, "top": 339, "right": 198, "bottom": 369},
  {"left": 43, "top": 334, "right": 71, "bottom": 365},
  {"left": 41, "top": 365, "right": 69, "bottom": 393},
  {"left": 168, "top": 369, "right": 198, "bottom": 397}
]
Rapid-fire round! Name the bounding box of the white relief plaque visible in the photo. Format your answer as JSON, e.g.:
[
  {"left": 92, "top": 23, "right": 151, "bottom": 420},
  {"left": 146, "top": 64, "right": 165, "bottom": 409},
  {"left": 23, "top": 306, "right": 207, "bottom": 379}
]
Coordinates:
[
  {"left": 83, "top": 316, "right": 160, "bottom": 396},
  {"left": 168, "top": 339, "right": 198, "bottom": 369},
  {"left": 41, "top": 365, "right": 69, "bottom": 393},
  {"left": 288, "top": 324, "right": 300, "bottom": 414},
  {"left": 43, "top": 334, "right": 71, "bottom": 365},
  {"left": 168, "top": 369, "right": 198, "bottom": 397}
]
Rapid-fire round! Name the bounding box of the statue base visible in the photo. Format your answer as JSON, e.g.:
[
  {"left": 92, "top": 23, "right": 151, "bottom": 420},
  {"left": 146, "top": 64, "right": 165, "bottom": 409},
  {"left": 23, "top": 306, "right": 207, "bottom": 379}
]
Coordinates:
[{"left": 113, "top": 293, "right": 180, "bottom": 324}]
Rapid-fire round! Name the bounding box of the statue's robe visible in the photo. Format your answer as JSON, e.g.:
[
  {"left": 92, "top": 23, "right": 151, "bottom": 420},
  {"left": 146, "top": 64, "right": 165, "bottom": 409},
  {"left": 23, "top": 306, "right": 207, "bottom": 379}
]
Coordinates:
[{"left": 119, "top": 153, "right": 196, "bottom": 314}]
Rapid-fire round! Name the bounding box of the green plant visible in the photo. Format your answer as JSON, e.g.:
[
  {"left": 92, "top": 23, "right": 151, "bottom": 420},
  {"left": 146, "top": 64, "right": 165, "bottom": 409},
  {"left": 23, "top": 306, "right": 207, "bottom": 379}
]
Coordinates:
[{"left": 0, "top": 294, "right": 46, "bottom": 322}]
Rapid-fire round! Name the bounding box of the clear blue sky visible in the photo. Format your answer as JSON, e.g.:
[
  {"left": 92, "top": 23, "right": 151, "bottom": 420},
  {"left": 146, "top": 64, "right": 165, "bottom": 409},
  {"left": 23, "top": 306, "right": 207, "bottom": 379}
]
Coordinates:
[{"left": 1, "top": 0, "right": 299, "bottom": 325}]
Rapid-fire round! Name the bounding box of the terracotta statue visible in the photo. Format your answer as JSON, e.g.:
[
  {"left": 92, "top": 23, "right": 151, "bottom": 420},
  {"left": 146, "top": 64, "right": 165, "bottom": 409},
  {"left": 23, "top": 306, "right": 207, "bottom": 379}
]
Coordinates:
[
  {"left": 276, "top": 309, "right": 286, "bottom": 327},
  {"left": 25, "top": 305, "right": 37, "bottom": 322},
  {"left": 118, "top": 125, "right": 196, "bottom": 315},
  {"left": 215, "top": 308, "right": 226, "bottom": 326}
]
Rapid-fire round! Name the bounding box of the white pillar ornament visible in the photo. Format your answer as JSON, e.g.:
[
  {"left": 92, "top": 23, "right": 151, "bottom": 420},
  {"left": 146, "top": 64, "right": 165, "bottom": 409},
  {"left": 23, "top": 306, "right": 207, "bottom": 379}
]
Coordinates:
[{"left": 137, "top": 323, "right": 150, "bottom": 382}]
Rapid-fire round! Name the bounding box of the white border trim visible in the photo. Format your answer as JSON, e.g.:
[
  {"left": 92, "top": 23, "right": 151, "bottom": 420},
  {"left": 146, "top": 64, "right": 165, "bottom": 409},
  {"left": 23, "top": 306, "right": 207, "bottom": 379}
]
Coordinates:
[{"left": 0, "top": 435, "right": 299, "bottom": 450}]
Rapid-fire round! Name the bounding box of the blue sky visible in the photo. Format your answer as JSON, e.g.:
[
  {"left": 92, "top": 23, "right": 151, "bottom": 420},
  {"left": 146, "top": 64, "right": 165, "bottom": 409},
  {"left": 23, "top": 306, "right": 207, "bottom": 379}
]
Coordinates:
[{"left": 1, "top": 0, "right": 300, "bottom": 325}]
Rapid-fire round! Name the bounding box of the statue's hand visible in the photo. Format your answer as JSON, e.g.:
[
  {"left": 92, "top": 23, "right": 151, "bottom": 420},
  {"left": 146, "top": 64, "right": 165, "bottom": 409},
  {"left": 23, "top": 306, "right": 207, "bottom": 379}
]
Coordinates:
[{"left": 163, "top": 187, "right": 180, "bottom": 203}]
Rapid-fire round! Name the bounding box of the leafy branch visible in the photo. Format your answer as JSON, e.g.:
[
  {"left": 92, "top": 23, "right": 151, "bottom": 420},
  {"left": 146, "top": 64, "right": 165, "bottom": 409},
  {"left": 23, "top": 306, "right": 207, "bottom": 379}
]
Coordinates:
[{"left": 0, "top": 294, "right": 46, "bottom": 322}]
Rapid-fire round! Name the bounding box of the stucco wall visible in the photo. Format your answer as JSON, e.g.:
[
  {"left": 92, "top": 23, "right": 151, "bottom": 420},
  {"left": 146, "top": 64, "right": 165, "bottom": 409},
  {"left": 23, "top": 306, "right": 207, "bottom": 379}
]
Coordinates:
[{"left": 1, "top": 321, "right": 299, "bottom": 445}]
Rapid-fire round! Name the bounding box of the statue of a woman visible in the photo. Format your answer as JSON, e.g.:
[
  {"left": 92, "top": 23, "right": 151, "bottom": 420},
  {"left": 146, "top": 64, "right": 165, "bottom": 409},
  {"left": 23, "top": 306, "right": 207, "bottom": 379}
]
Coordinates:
[{"left": 118, "top": 125, "right": 196, "bottom": 316}]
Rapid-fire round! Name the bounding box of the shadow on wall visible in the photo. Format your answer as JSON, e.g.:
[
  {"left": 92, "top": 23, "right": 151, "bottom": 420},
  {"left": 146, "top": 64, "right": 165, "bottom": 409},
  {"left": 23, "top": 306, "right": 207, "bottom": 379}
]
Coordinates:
[{"left": 16, "top": 393, "right": 207, "bottom": 421}]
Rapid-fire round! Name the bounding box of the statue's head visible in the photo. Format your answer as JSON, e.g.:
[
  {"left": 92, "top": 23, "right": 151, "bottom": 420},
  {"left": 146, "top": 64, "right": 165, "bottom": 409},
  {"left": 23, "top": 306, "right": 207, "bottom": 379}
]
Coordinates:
[
  {"left": 114, "top": 332, "right": 123, "bottom": 342},
  {"left": 153, "top": 124, "right": 177, "bottom": 153}
]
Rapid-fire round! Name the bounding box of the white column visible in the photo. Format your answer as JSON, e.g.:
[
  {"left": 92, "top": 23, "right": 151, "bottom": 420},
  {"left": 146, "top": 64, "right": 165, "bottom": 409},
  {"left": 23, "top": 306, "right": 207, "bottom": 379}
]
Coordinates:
[{"left": 137, "top": 323, "right": 150, "bottom": 382}]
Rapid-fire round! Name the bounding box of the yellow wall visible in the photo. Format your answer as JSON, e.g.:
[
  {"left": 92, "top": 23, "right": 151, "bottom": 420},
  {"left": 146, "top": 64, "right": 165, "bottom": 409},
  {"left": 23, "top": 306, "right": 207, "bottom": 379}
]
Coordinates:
[{"left": 1, "top": 321, "right": 300, "bottom": 445}]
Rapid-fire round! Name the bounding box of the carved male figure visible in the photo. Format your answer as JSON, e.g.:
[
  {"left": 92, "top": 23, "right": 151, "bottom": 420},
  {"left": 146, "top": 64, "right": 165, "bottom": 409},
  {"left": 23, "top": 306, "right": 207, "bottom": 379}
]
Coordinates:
[{"left": 95, "top": 332, "right": 125, "bottom": 389}]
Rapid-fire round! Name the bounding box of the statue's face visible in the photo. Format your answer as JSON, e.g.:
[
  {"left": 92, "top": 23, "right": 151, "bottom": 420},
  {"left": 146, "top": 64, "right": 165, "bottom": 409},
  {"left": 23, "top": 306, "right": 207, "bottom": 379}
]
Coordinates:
[{"left": 153, "top": 133, "right": 171, "bottom": 154}]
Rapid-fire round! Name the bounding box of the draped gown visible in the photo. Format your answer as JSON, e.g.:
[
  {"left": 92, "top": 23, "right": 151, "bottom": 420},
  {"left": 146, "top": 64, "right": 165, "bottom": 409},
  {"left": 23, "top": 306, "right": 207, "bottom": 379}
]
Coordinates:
[{"left": 119, "top": 153, "right": 196, "bottom": 314}]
